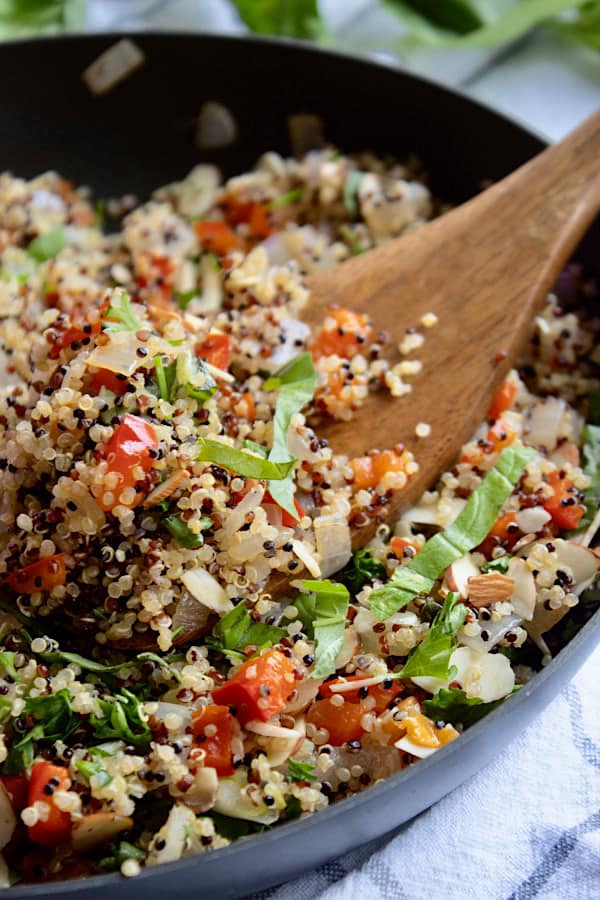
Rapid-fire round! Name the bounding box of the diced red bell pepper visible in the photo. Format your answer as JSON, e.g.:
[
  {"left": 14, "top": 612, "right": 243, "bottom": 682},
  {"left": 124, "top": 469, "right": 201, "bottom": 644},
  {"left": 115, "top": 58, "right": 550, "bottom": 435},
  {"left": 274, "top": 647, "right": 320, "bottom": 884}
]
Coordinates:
[
  {"left": 478, "top": 512, "right": 520, "bottom": 560},
  {"left": 6, "top": 554, "right": 67, "bottom": 595},
  {"left": 224, "top": 201, "right": 272, "bottom": 239},
  {"left": 350, "top": 449, "right": 407, "bottom": 491},
  {"left": 98, "top": 414, "right": 157, "bottom": 512},
  {"left": 211, "top": 648, "right": 296, "bottom": 724},
  {"left": 390, "top": 536, "right": 418, "bottom": 559},
  {"left": 311, "top": 306, "right": 374, "bottom": 361},
  {"left": 1, "top": 773, "right": 29, "bottom": 811},
  {"left": 196, "top": 333, "right": 231, "bottom": 371},
  {"left": 195, "top": 221, "right": 246, "bottom": 257},
  {"left": 305, "top": 697, "right": 366, "bottom": 746},
  {"left": 318, "top": 677, "right": 400, "bottom": 714},
  {"left": 191, "top": 704, "right": 235, "bottom": 776},
  {"left": 88, "top": 368, "right": 128, "bottom": 396},
  {"left": 263, "top": 491, "right": 303, "bottom": 526},
  {"left": 542, "top": 470, "right": 585, "bottom": 530},
  {"left": 488, "top": 380, "right": 518, "bottom": 421},
  {"left": 27, "top": 762, "right": 71, "bottom": 847}
]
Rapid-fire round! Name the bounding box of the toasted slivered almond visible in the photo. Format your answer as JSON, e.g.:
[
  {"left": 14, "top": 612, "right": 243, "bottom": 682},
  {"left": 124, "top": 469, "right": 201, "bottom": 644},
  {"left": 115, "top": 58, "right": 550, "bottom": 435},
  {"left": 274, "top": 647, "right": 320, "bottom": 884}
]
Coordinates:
[
  {"left": 467, "top": 573, "right": 515, "bottom": 606},
  {"left": 143, "top": 468, "right": 190, "bottom": 508}
]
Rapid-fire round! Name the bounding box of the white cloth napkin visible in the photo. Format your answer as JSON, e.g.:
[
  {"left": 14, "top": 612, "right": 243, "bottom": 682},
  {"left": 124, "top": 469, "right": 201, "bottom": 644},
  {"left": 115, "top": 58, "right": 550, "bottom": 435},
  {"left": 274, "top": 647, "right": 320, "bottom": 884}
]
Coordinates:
[{"left": 255, "top": 646, "right": 600, "bottom": 900}]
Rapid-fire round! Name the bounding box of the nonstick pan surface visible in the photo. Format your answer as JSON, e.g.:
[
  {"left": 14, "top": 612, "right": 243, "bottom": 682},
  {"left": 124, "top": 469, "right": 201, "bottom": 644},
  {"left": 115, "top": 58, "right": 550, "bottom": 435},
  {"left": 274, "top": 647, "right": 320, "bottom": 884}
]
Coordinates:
[{"left": 0, "top": 32, "right": 598, "bottom": 900}]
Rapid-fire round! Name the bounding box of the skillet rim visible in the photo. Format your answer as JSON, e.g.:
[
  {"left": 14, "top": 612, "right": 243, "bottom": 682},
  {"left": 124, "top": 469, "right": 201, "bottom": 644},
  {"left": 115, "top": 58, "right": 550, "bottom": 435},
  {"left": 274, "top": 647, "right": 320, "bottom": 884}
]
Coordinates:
[{"left": 0, "top": 29, "right": 597, "bottom": 897}]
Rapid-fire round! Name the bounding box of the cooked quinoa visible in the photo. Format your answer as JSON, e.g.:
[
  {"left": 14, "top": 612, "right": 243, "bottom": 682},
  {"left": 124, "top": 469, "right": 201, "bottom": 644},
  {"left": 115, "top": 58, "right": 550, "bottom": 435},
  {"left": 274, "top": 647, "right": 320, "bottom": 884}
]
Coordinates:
[{"left": 0, "top": 150, "right": 597, "bottom": 885}]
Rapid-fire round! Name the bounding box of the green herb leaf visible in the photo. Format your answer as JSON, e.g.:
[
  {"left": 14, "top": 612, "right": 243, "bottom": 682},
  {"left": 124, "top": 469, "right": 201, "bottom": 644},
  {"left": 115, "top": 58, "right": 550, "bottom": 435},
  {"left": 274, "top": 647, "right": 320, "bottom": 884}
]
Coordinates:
[
  {"left": 137, "top": 652, "right": 183, "bottom": 684},
  {"left": 163, "top": 515, "right": 211, "bottom": 549},
  {"left": 154, "top": 356, "right": 178, "bottom": 402},
  {"left": 339, "top": 224, "right": 366, "bottom": 256},
  {"left": 27, "top": 227, "right": 66, "bottom": 262},
  {"left": 576, "top": 424, "right": 600, "bottom": 532},
  {"left": 370, "top": 444, "right": 535, "bottom": 618},
  {"left": 0, "top": 651, "right": 20, "bottom": 682},
  {"left": 99, "top": 839, "right": 145, "bottom": 871},
  {"left": 423, "top": 687, "right": 504, "bottom": 727},
  {"left": 264, "top": 353, "right": 318, "bottom": 520},
  {"left": 230, "top": 0, "right": 323, "bottom": 39},
  {"left": 299, "top": 579, "right": 349, "bottom": 679},
  {"left": 243, "top": 439, "right": 269, "bottom": 458},
  {"left": 208, "top": 602, "right": 284, "bottom": 657},
  {"left": 103, "top": 290, "right": 142, "bottom": 333},
  {"left": 175, "top": 289, "right": 198, "bottom": 310},
  {"left": 268, "top": 186, "right": 305, "bottom": 209},
  {"left": 76, "top": 758, "right": 113, "bottom": 787},
  {"left": 480, "top": 555, "right": 510, "bottom": 574},
  {"left": 338, "top": 548, "right": 387, "bottom": 594},
  {"left": 342, "top": 170, "right": 364, "bottom": 219},
  {"left": 399, "top": 592, "right": 466, "bottom": 679},
  {"left": 287, "top": 758, "right": 317, "bottom": 782},
  {"left": 90, "top": 688, "right": 151, "bottom": 748},
  {"left": 198, "top": 438, "right": 296, "bottom": 481},
  {"left": 38, "top": 649, "right": 126, "bottom": 674},
  {"left": 284, "top": 794, "right": 302, "bottom": 819},
  {"left": 391, "top": 0, "right": 485, "bottom": 35}
]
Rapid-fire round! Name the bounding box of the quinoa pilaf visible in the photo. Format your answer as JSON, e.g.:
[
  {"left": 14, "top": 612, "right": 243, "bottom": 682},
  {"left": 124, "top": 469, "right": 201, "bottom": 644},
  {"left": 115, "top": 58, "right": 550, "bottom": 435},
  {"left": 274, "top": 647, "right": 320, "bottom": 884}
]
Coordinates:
[{"left": 0, "top": 151, "right": 598, "bottom": 884}]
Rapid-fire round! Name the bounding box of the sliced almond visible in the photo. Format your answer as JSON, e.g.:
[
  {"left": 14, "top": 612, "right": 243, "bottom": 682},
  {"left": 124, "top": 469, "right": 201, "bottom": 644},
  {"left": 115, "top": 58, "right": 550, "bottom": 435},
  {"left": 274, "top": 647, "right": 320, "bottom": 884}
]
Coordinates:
[
  {"left": 467, "top": 572, "right": 515, "bottom": 607},
  {"left": 143, "top": 468, "right": 190, "bottom": 508},
  {"left": 507, "top": 557, "right": 536, "bottom": 620},
  {"left": 445, "top": 554, "right": 480, "bottom": 597}
]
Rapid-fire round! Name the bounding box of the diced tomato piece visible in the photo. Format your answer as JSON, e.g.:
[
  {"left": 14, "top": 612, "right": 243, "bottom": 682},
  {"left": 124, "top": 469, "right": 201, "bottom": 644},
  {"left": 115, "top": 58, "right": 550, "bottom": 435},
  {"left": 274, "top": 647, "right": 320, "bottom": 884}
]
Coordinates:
[
  {"left": 306, "top": 697, "right": 366, "bottom": 746},
  {"left": 191, "top": 705, "right": 235, "bottom": 776},
  {"left": 488, "top": 380, "right": 518, "bottom": 420},
  {"left": 88, "top": 368, "right": 128, "bottom": 396},
  {"left": 211, "top": 649, "right": 296, "bottom": 724},
  {"left": 196, "top": 333, "right": 231, "bottom": 371},
  {"left": 478, "top": 512, "right": 520, "bottom": 559},
  {"left": 263, "top": 491, "right": 303, "bottom": 526},
  {"left": 1, "top": 773, "right": 29, "bottom": 811},
  {"left": 319, "top": 677, "right": 401, "bottom": 714},
  {"left": 311, "top": 306, "right": 374, "bottom": 361},
  {"left": 390, "top": 536, "right": 418, "bottom": 559},
  {"left": 542, "top": 470, "right": 585, "bottom": 530},
  {"left": 6, "top": 554, "right": 67, "bottom": 595},
  {"left": 27, "top": 762, "right": 71, "bottom": 846},
  {"left": 350, "top": 449, "right": 407, "bottom": 491},
  {"left": 224, "top": 201, "right": 272, "bottom": 239},
  {"left": 98, "top": 414, "right": 157, "bottom": 512},
  {"left": 195, "top": 221, "right": 246, "bottom": 257}
]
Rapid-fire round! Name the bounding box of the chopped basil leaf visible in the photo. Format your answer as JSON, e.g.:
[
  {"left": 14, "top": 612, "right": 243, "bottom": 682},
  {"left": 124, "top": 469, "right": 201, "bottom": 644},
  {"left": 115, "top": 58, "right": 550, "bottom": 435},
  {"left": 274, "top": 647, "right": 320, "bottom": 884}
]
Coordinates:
[
  {"left": 268, "top": 186, "right": 305, "bottom": 209},
  {"left": 299, "top": 579, "right": 349, "bottom": 679},
  {"left": 4, "top": 689, "right": 78, "bottom": 774},
  {"left": 154, "top": 356, "right": 177, "bottom": 402},
  {"left": 136, "top": 652, "right": 183, "bottom": 684},
  {"left": 342, "top": 170, "right": 364, "bottom": 219},
  {"left": 284, "top": 795, "right": 302, "bottom": 820},
  {"left": 38, "top": 649, "right": 126, "bottom": 673},
  {"left": 27, "top": 227, "right": 66, "bottom": 262},
  {"left": 339, "top": 224, "right": 366, "bottom": 256},
  {"left": 103, "top": 290, "right": 142, "bottom": 333},
  {"left": 481, "top": 556, "right": 510, "bottom": 574},
  {"left": 208, "top": 603, "right": 284, "bottom": 658},
  {"left": 99, "top": 840, "right": 145, "bottom": 871},
  {"left": 423, "top": 687, "right": 503, "bottom": 728},
  {"left": 400, "top": 592, "right": 466, "bottom": 680},
  {"left": 243, "top": 439, "right": 269, "bottom": 458},
  {"left": 575, "top": 424, "right": 600, "bottom": 532},
  {"left": 90, "top": 688, "right": 151, "bottom": 748},
  {"left": 264, "top": 353, "right": 318, "bottom": 520},
  {"left": 370, "top": 444, "right": 535, "bottom": 618},
  {"left": 175, "top": 289, "right": 198, "bottom": 310},
  {"left": 198, "top": 439, "right": 296, "bottom": 481},
  {"left": 163, "top": 515, "right": 210, "bottom": 549},
  {"left": 176, "top": 351, "right": 217, "bottom": 404},
  {"left": 76, "top": 758, "right": 113, "bottom": 787},
  {"left": 0, "top": 651, "right": 20, "bottom": 682},
  {"left": 338, "top": 548, "right": 386, "bottom": 594},
  {"left": 287, "top": 758, "right": 317, "bottom": 782}
]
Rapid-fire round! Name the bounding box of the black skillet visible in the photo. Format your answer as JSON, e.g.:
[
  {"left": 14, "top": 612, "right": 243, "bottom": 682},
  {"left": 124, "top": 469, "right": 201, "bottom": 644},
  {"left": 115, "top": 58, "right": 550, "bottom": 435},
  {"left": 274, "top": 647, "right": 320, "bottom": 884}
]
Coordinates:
[{"left": 0, "top": 32, "right": 598, "bottom": 900}]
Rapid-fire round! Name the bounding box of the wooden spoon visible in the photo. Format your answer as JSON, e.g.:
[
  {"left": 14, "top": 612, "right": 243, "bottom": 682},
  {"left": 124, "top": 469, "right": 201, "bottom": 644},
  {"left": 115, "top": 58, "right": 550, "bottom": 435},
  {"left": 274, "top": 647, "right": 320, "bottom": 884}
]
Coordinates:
[
  {"left": 144, "top": 109, "right": 600, "bottom": 649},
  {"left": 300, "top": 107, "right": 600, "bottom": 550}
]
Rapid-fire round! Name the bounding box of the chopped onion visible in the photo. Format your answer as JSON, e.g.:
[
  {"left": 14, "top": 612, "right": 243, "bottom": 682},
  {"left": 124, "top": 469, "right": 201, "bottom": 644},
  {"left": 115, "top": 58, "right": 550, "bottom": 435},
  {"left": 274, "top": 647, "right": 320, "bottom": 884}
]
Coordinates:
[
  {"left": 245, "top": 720, "right": 304, "bottom": 740},
  {"left": 183, "top": 766, "right": 219, "bottom": 814},
  {"left": 0, "top": 784, "right": 15, "bottom": 850},
  {"left": 175, "top": 165, "right": 220, "bottom": 220},
  {"left": 86, "top": 331, "right": 176, "bottom": 377},
  {"left": 507, "top": 557, "right": 536, "bottom": 620},
  {"left": 72, "top": 812, "right": 133, "bottom": 853},
  {"left": 314, "top": 514, "right": 351, "bottom": 578},
  {"left": 413, "top": 646, "right": 515, "bottom": 702},
  {"left": 334, "top": 626, "right": 359, "bottom": 669},
  {"left": 196, "top": 253, "right": 223, "bottom": 313},
  {"left": 224, "top": 486, "right": 264, "bottom": 537},
  {"left": 263, "top": 319, "right": 311, "bottom": 372},
  {"left": 147, "top": 803, "right": 197, "bottom": 866},
  {"left": 291, "top": 539, "right": 320, "bottom": 578},
  {"left": 82, "top": 39, "right": 145, "bottom": 96},
  {"left": 181, "top": 567, "right": 232, "bottom": 615},
  {"left": 214, "top": 773, "right": 279, "bottom": 825},
  {"left": 527, "top": 397, "right": 567, "bottom": 451},
  {"left": 195, "top": 101, "right": 238, "bottom": 150},
  {"left": 515, "top": 507, "right": 551, "bottom": 533},
  {"left": 329, "top": 673, "right": 391, "bottom": 693}
]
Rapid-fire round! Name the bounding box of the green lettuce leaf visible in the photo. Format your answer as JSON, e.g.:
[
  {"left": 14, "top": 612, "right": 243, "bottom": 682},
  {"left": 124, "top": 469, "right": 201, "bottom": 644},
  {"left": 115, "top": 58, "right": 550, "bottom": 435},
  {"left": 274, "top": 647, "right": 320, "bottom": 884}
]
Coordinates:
[
  {"left": 337, "top": 548, "right": 386, "bottom": 594},
  {"left": 208, "top": 602, "right": 285, "bottom": 658},
  {"left": 299, "top": 579, "right": 349, "bottom": 678},
  {"left": 27, "top": 226, "right": 66, "bottom": 262},
  {"left": 399, "top": 592, "right": 466, "bottom": 679},
  {"left": 575, "top": 423, "right": 600, "bottom": 531},
  {"left": 198, "top": 438, "right": 296, "bottom": 480}
]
